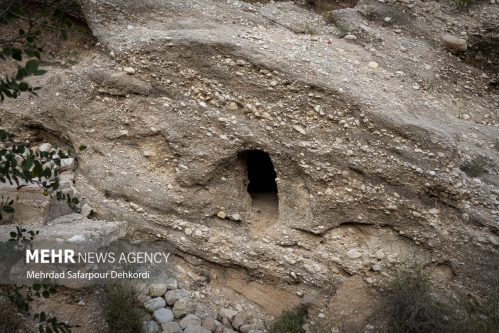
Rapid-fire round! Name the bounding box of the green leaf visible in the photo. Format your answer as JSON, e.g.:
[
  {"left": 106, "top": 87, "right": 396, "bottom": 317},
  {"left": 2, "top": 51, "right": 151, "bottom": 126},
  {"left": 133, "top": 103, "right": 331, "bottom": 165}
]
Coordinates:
[
  {"left": 3, "top": 206, "right": 15, "bottom": 213},
  {"left": 43, "top": 167, "right": 52, "bottom": 178},
  {"left": 12, "top": 50, "right": 22, "bottom": 61},
  {"left": 21, "top": 158, "right": 34, "bottom": 170},
  {"left": 78, "top": 145, "right": 87, "bottom": 151},
  {"left": 40, "top": 311, "right": 46, "bottom": 321},
  {"left": 19, "top": 82, "right": 30, "bottom": 91},
  {"left": 42, "top": 290, "right": 50, "bottom": 298},
  {"left": 25, "top": 59, "right": 39, "bottom": 74}
]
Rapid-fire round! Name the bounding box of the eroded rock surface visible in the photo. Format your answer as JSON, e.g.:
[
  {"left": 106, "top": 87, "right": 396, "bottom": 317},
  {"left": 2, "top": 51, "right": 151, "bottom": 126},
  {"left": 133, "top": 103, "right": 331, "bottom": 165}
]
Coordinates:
[{"left": 1, "top": 0, "right": 498, "bottom": 327}]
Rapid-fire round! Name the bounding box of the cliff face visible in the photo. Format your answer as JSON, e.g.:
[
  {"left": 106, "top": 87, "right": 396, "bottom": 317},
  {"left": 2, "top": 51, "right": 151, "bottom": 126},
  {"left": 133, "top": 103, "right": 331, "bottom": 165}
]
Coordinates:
[{"left": 1, "top": 0, "right": 498, "bottom": 323}]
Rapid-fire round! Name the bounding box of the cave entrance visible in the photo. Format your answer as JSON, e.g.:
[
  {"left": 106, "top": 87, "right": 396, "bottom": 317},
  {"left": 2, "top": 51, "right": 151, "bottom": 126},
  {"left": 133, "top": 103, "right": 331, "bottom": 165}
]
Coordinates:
[
  {"left": 238, "top": 150, "right": 279, "bottom": 229},
  {"left": 246, "top": 150, "right": 278, "bottom": 195}
]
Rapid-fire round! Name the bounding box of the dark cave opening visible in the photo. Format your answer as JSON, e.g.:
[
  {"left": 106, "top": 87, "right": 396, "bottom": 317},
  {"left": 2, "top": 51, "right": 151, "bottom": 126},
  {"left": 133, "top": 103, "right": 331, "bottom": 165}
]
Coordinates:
[{"left": 244, "top": 150, "right": 278, "bottom": 195}]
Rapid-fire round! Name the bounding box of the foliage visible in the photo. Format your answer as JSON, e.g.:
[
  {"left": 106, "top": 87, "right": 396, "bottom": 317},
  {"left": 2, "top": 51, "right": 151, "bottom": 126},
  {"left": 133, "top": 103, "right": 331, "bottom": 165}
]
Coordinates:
[
  {"left": 379, "top": 268, "right": 450, "bottom": 333},
  {"left": 460, "top": 156, "right": 487, "bottom": 178},
  {"left": 269, "top": 305, "right": 307, "bottom": 333},
  {"left": 0, "top": 0, "right": 78, "bottom": 101},
  {"left": 295, "top": 22, "right": 318, "bottom": 35},
  {"left": 0, "top": 302, "right": 26, "bottom": 333},
  {"left": 0, "top": 230, "right": 77, "bottom": 333},
  {"left": 377, "top": 268, "right": 499, "bottom": 333},
  {"left": 105, "top": 284, "right": 145, "bottom": 333},
  {"left": 456, "top": 280, "right": 499, "bottom": 333},
  {"left": 0, "top": 2, "right": 83, "bottom": 332},
  {"left": 454, "top": 0, "right": 473, "bottom": 8},
  {"left": 0, "top": 129, "right": 80, "bottom": 223}
]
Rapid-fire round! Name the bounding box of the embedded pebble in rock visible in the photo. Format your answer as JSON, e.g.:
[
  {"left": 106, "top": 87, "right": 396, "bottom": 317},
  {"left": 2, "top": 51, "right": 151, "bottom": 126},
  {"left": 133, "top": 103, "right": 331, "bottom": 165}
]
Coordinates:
[
  {"left": 184, "top": 227, "right": 193, "bottom": 236},
  {"left": 144, "top": 297, "right": 166, "bottom": 312},
  {"left": 180, "top": 314, "right": 202, "bottom": 329},
  {"left": 153, "top": 308, "right": 174, "bottom": 324},
  {"left": 343, "top": 34, "right": 357, "bottom": 40},
  {"left": 441, "top": 34, "right": 467, "bottom": 52},
  {"left": 372, "top": 264, "right": 382, "bottom": 271},
  {"left": 165, "top": 289, "right": 191, "bottom": 306},
  {"left": 217, "top": 210, "right": 227, "bottom": 219},
  {"left": 123, "top": 67, "right": 136, "bottom": 74},
  {"left": 367, "top": 61, "right": 379, "bottom": 69},
  {"left": 375, "top": 250, "right": 385, "bottom": 260},
  {"left": 162, "top": 321, "right": 183, "bottom": 333},
  {"left": 67, "top": 235, "right": 85, "bottom": 243},
  {"left": 346, "top": 248, "right": 363, "bottom": 259},
  {"left": 172, "top": 298, "right": 196, "bottom": 318}
]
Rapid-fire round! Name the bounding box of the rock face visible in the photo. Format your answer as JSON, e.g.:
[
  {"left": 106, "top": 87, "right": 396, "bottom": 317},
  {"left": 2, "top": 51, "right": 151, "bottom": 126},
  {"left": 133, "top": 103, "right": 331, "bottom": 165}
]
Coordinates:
[{"left": 1, "top": 0, "right": 498, "bottom": 321}]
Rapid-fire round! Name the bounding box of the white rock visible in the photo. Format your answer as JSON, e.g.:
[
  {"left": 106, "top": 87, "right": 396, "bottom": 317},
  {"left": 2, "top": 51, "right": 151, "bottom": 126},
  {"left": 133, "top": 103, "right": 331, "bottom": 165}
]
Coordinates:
[
  {"left": 180, "top": 314, "right": 201, "bottom": 329},
  {"left": 165, "top": 278, "right": 178, "bottom": 290},
  {"left": 144, "top": 320, "right": 160, "bottom": 333},
  {"left": 59, "top": 158, "right": 75, "bottom": 171},
  {"left": 343, "top": 34, "right": 357, "bottom": 40},
  {"left": 184, "top": 228, "right": 193, "bottom": 236},
  {"left": 67, "top": 235, "right": 85, "bottom": 243},
  {"left": 124, "top": 67, "right": 136, "bottom": 74},
  {"left": 293, "top": 125, "right": 307, "bottom": 135},
  {"left": 346, "top": 248, "right": 362, "bottom": 259},
  {"left": 80, "top": 204, "right": 93, "bottom": 217},
  {"left": 367, "top": 61, "right": 379, "bottom": 69},
  {"left": 162, "top": 322, "right": 182, "bottom": 333},
  {"left": 441, "top": 34, "right": 467, "bottom": 52},
  {"left": 144, "top": 297, "right": 166, "bottom": 312},
  {"left": 39, "top": 143, "right": 53, "bottom": 152},
  {"left": 165, "top": 289, "right": 191, "bottom": 306},
  {"left": 149, "top": 282, "right": 168, "bottom": 297},
  {"left": 153, "top": 308, "right": 174, "bottom": 323}
]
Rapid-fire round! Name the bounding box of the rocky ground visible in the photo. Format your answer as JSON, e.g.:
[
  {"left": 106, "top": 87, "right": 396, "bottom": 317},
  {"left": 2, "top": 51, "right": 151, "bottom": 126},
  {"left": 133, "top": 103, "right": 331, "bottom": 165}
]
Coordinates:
[{"left": 1, "top": 0, "right": 498, "bottom": 332}]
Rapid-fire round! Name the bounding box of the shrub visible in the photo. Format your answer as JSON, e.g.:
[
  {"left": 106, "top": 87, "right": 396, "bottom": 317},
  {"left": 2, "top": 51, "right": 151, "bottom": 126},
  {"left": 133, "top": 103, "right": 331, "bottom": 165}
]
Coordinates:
[
  {"left": 457, "top": 281, "right": 499, "bottom": 333},
  {"left": 269, "top": 305, "right": 307, "bottom": 333},
  {"left": 380, "top": 268, "right": 451, "bottom": 333},
  {"left": 378, "top": 268, "right": 499, "bottom": 333},
  {"left": 105, "top": 284, "right": 144, "bottom": 333},
  {"left": 460, "top": 156, "right": 487, "bottom": 177},
  {"left": 0, "top": 303, "right": 25, "bottom": 333}
]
